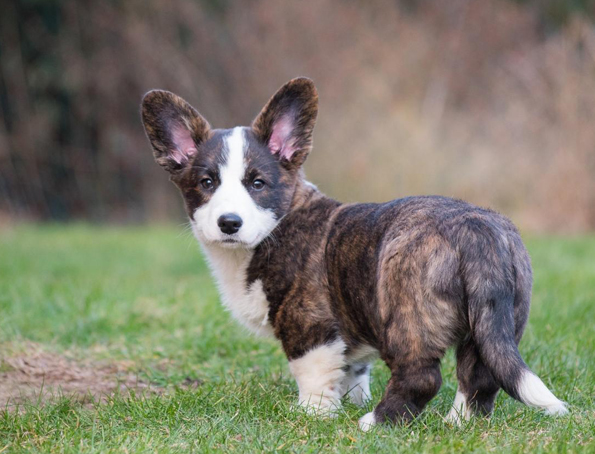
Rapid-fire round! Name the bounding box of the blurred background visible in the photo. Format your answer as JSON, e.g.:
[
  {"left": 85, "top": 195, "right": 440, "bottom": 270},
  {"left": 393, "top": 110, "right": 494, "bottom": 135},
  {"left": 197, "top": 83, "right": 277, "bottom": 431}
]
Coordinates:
[{"left": 1, "top": 0, "right": 594, "bottom": 232}]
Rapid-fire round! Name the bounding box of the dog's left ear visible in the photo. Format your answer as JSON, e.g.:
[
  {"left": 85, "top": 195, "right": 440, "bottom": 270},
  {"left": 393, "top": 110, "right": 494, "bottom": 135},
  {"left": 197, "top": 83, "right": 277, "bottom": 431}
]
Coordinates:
[{"left": 252, "top": 78, "right": 318, "bottom": 169}]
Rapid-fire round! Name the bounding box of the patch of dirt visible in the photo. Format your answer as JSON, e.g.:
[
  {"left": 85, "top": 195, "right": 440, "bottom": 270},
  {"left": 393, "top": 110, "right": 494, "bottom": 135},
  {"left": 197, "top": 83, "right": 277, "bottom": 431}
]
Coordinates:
[{"left": 0, "top": 343, "right": 161, "bottom": 411}]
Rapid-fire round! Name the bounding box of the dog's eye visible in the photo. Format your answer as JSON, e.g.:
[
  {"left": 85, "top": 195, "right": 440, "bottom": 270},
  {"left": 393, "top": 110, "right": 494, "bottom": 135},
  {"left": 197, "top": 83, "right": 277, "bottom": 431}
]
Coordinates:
[
  {"left": 252, "top": 179, "right": 266, "bottom": 191},
  {"left": 200, "top": 178, "right": 214, "bottom": 190}
]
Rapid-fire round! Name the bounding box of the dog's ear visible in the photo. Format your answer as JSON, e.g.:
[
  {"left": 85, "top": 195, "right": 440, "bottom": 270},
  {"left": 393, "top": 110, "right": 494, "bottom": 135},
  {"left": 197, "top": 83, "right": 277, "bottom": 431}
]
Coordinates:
[
  {"left": 252, "top": 78, "right": 318, "bottom": 169},
  {"left": 141, "top": 90, "right": 211, "bottom": 174}
]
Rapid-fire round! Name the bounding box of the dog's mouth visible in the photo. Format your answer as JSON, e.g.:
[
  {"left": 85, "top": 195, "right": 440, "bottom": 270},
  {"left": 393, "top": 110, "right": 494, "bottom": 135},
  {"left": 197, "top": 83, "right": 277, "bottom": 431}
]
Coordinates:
[
  {"left": 217, "top": 235, "right": 268, "bottom": 250},
  {"left": 190, "top": 222, "right": 261, "bottom": 249},
  {"left": 216, "top": 237, "right": 252, "bottom": 249}
]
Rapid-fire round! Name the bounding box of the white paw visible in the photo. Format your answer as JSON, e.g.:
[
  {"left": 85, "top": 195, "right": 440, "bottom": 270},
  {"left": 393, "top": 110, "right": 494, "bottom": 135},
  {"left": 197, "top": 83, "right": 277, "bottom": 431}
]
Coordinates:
[
  {"left": 298, "top": 395, "right": 341, "bottom": 417},
  {"left": 445, "top": 407, "right": 466, "bottom": 425},
  {"left": 358, "top": 412, "right": 376, "bottom": 431},
  {"left": 445, "top": 390, "right": 471, "bottom": 425}
]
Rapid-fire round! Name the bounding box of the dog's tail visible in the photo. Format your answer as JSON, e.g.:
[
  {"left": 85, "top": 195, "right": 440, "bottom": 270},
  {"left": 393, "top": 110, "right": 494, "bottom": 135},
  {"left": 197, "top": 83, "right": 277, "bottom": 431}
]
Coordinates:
[{"left": 461, "top": 223, "right": 567, "bottom": 415}]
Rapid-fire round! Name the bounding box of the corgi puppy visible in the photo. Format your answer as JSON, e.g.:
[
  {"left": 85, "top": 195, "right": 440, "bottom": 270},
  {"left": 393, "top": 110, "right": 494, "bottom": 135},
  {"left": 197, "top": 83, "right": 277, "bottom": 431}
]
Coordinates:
[{"left": 141, "top": 78, "right": 567, "bottom": 429}]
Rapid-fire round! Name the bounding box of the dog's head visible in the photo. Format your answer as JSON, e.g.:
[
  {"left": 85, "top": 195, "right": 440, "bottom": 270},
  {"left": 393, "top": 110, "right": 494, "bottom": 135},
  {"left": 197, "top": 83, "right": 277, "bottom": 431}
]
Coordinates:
[{"left": 141, "top": 78, "right": 318, "bottom": 249}]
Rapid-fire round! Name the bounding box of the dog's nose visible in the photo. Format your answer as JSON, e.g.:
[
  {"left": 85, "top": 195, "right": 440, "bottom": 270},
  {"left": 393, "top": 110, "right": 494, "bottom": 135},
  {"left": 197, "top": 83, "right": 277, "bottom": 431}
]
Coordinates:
[{"left": 217, "top": 213, "right": 243, "bottom": 235}]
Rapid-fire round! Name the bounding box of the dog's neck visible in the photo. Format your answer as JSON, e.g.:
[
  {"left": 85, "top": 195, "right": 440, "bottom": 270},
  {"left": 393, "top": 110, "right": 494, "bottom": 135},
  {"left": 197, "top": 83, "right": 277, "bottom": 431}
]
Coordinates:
[
  {"left": 197, "top": 177, "right": 332, "bottom": 336},
  {"left": 289, "top": 177, "right": 323, "bottom": 208}
]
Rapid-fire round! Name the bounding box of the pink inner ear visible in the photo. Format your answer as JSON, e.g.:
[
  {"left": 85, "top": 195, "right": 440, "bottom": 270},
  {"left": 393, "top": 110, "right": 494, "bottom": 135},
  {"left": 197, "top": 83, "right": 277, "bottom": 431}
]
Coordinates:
[
  {"left": 269, "top": 115, "right": 297, "bottom": 160},
  {"left": 171, "top": 126, "right": 197, "bottom": 165}
]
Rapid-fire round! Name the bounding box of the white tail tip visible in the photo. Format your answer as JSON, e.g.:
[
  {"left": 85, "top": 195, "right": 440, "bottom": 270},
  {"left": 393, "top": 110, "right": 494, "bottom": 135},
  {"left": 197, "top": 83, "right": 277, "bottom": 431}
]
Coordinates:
[{"left": 517, "top": 370, "right": 568, "bottom": 416}]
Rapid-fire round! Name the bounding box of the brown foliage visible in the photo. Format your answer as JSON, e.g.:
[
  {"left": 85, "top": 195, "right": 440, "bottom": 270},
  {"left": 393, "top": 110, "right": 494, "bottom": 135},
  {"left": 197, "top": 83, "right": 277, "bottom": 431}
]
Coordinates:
[{"left": 1, "top": 0, "right": 594, "bottom": 231}]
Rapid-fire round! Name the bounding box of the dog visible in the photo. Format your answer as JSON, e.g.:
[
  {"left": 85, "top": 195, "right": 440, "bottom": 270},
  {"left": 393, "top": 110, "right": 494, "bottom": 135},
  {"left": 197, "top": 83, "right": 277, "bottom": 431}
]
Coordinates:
[{"left": 141, "top": 78, "right": 567, "bottom": 429}]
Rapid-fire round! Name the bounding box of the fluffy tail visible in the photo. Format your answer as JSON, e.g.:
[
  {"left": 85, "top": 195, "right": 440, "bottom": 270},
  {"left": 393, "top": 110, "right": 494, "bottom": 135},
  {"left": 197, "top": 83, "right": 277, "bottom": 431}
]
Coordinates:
[
  {"left": 472, "top": 300, "right": 567, "bottom": 414},
  {"left": 462, "top": 226, "right": 567, "bottom": 415}
]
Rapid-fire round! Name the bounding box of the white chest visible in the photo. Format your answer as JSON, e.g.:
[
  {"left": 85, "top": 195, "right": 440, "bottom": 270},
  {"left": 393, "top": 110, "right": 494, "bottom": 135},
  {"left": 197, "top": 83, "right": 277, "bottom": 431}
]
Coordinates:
[{"left": 201, "top": 245, "right": 274, "bottom": 337}]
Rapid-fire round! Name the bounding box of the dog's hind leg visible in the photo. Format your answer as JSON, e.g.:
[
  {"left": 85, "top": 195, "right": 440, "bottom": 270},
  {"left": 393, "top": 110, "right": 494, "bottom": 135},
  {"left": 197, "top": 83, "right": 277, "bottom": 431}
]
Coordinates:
[
  {"left": 447, "top": 339, "right": 500, "bottom": 424},
  {"left": 359, "top": 357, "right": 442, "bottom": 431}
]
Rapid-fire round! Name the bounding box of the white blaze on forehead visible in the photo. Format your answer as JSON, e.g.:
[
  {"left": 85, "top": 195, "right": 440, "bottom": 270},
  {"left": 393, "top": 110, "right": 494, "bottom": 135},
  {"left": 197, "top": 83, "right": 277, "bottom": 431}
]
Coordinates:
[
  {"left": 205, "top": 126, "right": 250, "bottom": 223},
  {"left": 221, "top": 127, "right": 247, "bottom": 190},
  {"left": 191, "top": 127, "right": 278, "bottom": 247}
]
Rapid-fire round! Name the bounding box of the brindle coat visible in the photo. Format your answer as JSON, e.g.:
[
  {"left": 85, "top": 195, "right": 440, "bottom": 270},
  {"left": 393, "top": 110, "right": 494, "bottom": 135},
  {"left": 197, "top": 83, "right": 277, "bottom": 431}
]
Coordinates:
[{"left": 141, "top": 78, "right": 566, "bottom": 427}]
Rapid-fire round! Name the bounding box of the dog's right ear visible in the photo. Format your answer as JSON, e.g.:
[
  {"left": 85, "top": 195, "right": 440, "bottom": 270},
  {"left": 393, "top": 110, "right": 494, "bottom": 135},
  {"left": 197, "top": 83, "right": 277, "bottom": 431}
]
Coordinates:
[{"left": 141, "top": 90, "right": 211, "bottom": 174}]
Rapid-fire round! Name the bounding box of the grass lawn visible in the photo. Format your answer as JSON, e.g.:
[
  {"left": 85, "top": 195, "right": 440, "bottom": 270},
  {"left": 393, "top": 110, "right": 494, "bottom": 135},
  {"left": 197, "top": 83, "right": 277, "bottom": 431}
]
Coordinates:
[{"left": 0, "top": 224, "right": 594, "bottom": 453}]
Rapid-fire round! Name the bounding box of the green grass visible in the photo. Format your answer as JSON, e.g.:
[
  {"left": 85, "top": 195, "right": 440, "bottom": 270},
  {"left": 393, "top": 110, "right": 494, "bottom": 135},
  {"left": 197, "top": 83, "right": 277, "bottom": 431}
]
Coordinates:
[{"left": 0, "top": 224, "right": 594, "bottom": 453}]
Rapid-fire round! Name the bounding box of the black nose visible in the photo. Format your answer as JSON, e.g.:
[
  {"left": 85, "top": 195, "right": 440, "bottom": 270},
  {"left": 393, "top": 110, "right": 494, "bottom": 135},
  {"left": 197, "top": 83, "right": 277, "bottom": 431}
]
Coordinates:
[{"left": 217, "top": 213, "right": 243, "bottom": 235}]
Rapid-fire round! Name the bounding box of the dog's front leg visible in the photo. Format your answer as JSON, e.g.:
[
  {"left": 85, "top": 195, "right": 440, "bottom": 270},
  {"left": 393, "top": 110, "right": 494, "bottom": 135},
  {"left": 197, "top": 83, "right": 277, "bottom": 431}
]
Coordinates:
[{"left": 287, "top": 339, "right": 347, "bottom": 416}]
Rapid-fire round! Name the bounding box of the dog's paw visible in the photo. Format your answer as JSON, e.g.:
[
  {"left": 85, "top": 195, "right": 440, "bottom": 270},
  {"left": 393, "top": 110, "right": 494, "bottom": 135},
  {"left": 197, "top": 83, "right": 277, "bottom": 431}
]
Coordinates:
[
  {"left": 358, "top": 412, "right": 376, "bottom": 431},
  {"left": 445, "top": 407, "right": 471, "bottom": 426},
  {"left": 445, "top": 390, "right": 471, "bottom": 425},
  {"left": 296, "top": 395, "right": 341, "bottom": 417}
]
